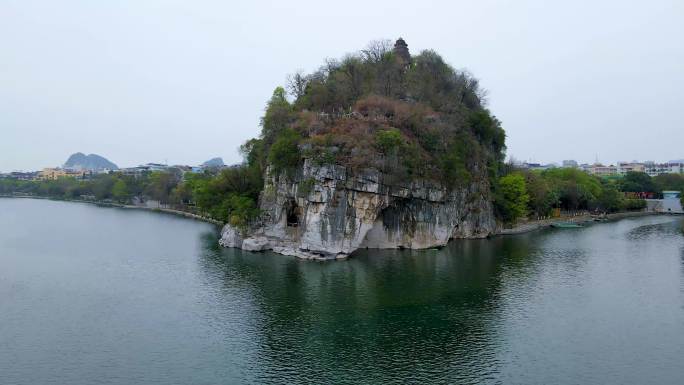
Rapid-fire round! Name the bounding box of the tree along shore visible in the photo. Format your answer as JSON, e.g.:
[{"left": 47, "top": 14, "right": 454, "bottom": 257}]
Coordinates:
[
  {"left": 492, "top": 168, "right": 684, "bottom": 225},
  {"left": 0, "top": 194, "right": 223, "bottom": 226},
  {"left": 0, "top": 168, "right": 256, "bottom": 227}
]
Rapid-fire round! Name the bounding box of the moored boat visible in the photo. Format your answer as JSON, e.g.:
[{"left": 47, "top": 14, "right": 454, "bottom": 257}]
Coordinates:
[{"left": 551, "top": 222, "right": 584, "bottom": 228}]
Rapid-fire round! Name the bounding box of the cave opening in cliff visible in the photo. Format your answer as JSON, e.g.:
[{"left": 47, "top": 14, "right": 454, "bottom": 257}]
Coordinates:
[{"left": 285, "top": 199, "right": 301, "bottom": 227}]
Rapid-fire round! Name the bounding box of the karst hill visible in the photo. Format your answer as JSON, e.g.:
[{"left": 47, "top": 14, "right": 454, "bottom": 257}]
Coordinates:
[{"left": 219, "top": 38, "right": 506, "bottom": 259}]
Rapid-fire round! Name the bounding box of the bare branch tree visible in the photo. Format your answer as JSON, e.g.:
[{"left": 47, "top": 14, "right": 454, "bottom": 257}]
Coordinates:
[
  {"left": 453, "top": 70, "right": 485, "bottom": 108},
  {"left": 323, "top": 58, "right": 340, "bottom": 75},
  {"left": 286, "top": 70, "right": 309, "bottom": 100},
  {"left": 361, "top": 39, "right": 392, "bottom": 63},
  {"left": 477, "top": 87, "right": 489, "bottom": 106}
]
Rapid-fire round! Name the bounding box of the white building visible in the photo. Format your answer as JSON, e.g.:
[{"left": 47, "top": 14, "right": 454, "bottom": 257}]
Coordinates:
[
  {"left": 587, "top": 161, "right": 684, "bottom": 177},
  {"left": 522, "top": 162, "right": 556, "bottom": 171},
  {"left": 587, "top": 164, "right": 617, "bottom": 176},
  {"left": 650, "top": 191, "right": 683, "bottom": 214},
  {"left": 145, "top": 163, "right": 169, "bottom": 172},
  {"left": 616, "top": 162, "right": 646, "bottom": 175},
  {"left": 644, "top": 162, "right": 684, "bottom": 177}
]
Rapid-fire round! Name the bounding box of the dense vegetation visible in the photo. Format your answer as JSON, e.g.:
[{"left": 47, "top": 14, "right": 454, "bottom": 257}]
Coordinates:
[{"left": 242, "top": 39, "right": 505, "bottom": 189}]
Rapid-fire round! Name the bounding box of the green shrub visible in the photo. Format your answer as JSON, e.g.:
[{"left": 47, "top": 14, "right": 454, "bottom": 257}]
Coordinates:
[
  {"left": 261, "top": 87, "right": 294, "bottom": 147},
  {"left": 297, "top": 177, "right": 315, "bottom": 197},
  {"left": 225, "top": 194, "right": 260, "bottom": 229},
  {"left": 597, "top": 184, "right": 623, "bottom": 213},
  {"left": 623, "top": 198, "right": 647, "bottom": 211},
  {"left": 111, "top": 179, "right": 130, "bottom": 203},
  {"left": 268, "top": 128, "right": 302, "bottom": 174},
  {"left": 440, "top": 133, "right": 474, "bottom": 186},
  {"left": 619, "top": 172, "right": 656, "bottom": 193},
  {"left": 375, "top": 129, "right": 403, "bottom": 153},
  {"left": 494, "top": 173, "right": 529, "bottom": 224}
]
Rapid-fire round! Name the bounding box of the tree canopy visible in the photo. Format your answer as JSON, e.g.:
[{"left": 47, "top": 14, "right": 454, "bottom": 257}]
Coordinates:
[
  {"left": 243, "top": 39, "right": 506, "bottom": 187},
  {"left": 494, "top": 173, "right": 529, "bottom": 224},
  {"left": 619, "top": 172, "right": 657, "bottom": 192}
]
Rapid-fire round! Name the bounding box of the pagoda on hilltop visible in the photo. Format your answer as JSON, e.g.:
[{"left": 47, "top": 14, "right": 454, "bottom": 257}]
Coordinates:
[{"left": 393, "top": 37, "right": 411, "bottom": 67}]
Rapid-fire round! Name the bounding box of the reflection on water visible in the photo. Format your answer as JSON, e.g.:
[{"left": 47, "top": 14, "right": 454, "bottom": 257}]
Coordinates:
[
  {"left": 627, "top": 220, "right": 684, "bottom": 239},
  {"left": 1, "top": 198, "right": 684, "bottom": 384},
  {"left": 197, "top": 234, "right": 535, "bottom": 384},
  {"left": 196, "top": 216, "right": 684, "bottom": 384}
]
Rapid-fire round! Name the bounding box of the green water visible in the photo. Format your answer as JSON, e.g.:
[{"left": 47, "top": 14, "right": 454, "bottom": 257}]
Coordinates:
[{"left": 2, "top": 198, "right": 684, "bottom": 384}]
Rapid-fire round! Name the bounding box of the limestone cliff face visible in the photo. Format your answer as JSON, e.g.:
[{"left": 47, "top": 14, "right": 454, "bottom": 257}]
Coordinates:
[{"left": 219, "top": 159, "right": 496, "bottom": 260}]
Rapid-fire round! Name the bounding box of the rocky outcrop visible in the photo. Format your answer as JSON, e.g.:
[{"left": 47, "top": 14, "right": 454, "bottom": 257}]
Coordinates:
[{"left": 219, "top": 159, "right": 496, "bottom": 260}]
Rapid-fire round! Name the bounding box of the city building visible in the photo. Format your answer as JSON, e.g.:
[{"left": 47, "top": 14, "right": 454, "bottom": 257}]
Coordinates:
[
  {"left": 39, "top": 168, "right": 66, "bottom": 180},
  {"left": 562, "top": 160, "right": 578, "bottom": 168},
  {"left": 582, "top": 161, "right": 683, "bottom": 177},
  {"left": 644, "top": 162, "right": 684, "bottom": 177},
  {"left": 145, "top": 163, "right": 169, "bottom": 172},
  {"left": 522, "top": 162, "right": 556, "bottom": 171},
  {"left": 117, "top": 163, "right": 170, "bottom": 176},
  {"left": 39, "top": 168, "right": 90, "bottom": 180},
  {"left": 587, "top": 164, "right": 617, "bottom": 177},
  {"left": 118, "top": 166, "right": 151, "bottom": 176},
  {"left": 616, "top": 162, "right": 646, "bottom": 175},
  {"left": 8, "top": 171, "right": 39, "bottom": 180},
  {"left": 647, "top": 191, "right": 683, "bottom": 214}
]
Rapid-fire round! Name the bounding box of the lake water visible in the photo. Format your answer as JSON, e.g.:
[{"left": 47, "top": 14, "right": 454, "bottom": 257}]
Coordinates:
[{"left": 2, "top": 198, "right": 684, "bottom": 384}]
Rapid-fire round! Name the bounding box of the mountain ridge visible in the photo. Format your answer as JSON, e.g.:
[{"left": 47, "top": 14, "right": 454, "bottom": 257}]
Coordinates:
[
  {"left": 63, "top": 153, "right": 118, "bottom": 171},
  {"left": 201, "top": 157, "right": 225, "bottom": 167}
]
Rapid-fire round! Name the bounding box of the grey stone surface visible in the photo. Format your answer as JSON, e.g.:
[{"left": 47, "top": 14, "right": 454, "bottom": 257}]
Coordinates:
[
  {"left": 218, "top": 225, "right": 243, "bottom": 248},
  {"left": 220, "top": 159, "right": 496, "bottom": 260},
  {"left": 241, "top": 237, "right": 271, "bottom": 251}
]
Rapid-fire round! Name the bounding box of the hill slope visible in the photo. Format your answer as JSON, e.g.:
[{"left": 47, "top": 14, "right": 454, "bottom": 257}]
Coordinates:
[{"left": 63, "top": 153, "right": 118, "bottom": 170}]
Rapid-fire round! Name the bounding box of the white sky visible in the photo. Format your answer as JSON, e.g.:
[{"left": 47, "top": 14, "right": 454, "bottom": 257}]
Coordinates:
[{"left": 1, "top": 0, "right": 683, "bottom": 171}]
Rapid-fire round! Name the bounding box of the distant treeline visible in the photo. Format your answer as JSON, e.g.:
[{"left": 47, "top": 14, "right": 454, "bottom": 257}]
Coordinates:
[
  {"left": 0, "top": 166, "right": 261, "bottom": 227},
  {"left": 493, "top": 169, "right": 684, "bottom": 224},
  {"left": 2, "top": 169, "right": 682, "bottom": 227}
]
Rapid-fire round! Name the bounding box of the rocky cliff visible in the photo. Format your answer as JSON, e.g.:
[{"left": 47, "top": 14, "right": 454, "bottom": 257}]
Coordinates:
[{"left": 220, "top": 159, "right": 496, "bottom": 260}]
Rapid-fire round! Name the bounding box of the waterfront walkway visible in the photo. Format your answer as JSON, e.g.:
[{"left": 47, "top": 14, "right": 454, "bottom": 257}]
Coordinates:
[{"left": 497, "top": 211, "right": 656, "bottom": 235}]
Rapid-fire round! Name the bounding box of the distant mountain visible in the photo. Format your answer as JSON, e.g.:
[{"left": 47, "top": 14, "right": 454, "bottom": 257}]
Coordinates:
[
  {"left": 201, "top": 157, "right": 225, "bottom": 167},
  {"left": 63, "top": 153, "right": 118, "bottom": 171},
  {"left": 669, "top": 159, "right": 684, "bottom": 163}
]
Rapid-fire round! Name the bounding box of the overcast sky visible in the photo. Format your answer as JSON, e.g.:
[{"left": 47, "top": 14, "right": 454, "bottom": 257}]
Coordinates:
[{"left": 2, "top": 0, "right": 683, "bottom": 172}]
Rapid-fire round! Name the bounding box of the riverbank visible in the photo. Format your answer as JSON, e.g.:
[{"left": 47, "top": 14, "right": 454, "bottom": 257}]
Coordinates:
[
  {"left": 2, "top": 194, "right": 665, "bottom": 240},
  {"left": 496, "top": 210, "right": 659, "bottom": 236},
  {"left": 0, "top": 195, "right": 224, "bottom": 227}
]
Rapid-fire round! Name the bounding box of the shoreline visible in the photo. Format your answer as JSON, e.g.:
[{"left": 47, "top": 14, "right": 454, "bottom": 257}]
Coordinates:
[
  {"left": 2, "top": 194, "right": 669, "bottom": 241},
  {"left": 0, "top": 195, "right": 224, "bottom": 227},
  {"left": 496, "top": 210, "right": 661, "bottom": 236}
]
